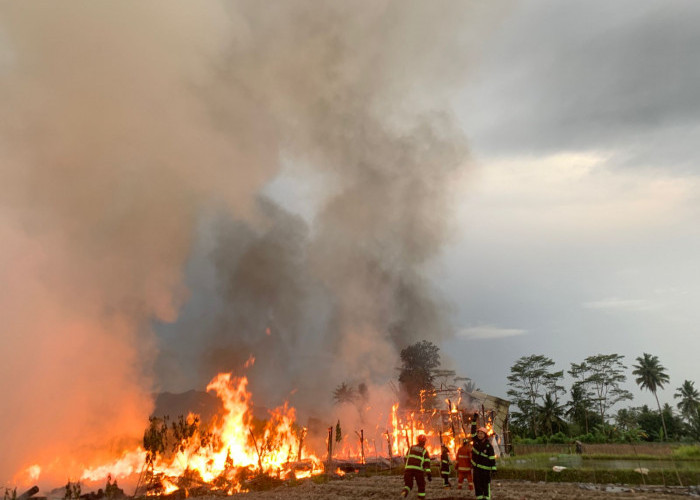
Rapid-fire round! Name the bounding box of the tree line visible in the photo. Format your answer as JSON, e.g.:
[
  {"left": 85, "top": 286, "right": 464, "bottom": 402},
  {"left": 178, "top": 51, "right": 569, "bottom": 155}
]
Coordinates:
[{"left": 508, "top": 353, "right": 700, "bottom": 443}]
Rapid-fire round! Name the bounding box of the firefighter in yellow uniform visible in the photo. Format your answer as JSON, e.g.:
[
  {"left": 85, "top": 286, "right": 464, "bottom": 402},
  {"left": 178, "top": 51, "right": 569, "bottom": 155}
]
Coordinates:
[
  {"left": 439, "top": 444, "right": 451, "bottom": 488},
  {"left": 401, "top": 434, "right": 432, "bottom": 498},
  {"left": 471, "top": 427, "right": 497, "bottom": 500}
]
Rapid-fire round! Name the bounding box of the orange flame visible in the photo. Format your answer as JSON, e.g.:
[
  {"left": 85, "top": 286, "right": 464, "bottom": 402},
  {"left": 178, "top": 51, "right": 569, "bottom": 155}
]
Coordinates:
[{"left": 81, "top": 372, "right": 321, "bottom": 493}]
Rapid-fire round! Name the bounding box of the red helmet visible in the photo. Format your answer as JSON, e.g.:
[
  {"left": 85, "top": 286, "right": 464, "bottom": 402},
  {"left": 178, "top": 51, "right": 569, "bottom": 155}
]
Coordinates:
[{"left": 417, "top": 434, "right": 427, "bottom": 445}]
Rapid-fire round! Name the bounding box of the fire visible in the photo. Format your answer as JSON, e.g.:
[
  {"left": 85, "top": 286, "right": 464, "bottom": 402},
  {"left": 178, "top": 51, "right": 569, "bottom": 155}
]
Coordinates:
[
  {"left": 80, "top": 372, "right": 322, "bottom": 495},
  {"left": 75, "top": 379, "right": 500, "bottom": 495},
  {"left": 161, "top": 478, "right": 179, "bottom": 495},
  {"left": 294, "top": 470, "right": 312, "bottom": 479}
]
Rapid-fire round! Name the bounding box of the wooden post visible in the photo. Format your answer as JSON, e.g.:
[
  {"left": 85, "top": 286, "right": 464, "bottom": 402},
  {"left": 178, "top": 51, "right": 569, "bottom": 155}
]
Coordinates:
[
  {"left": 359, "top": 429, "right": 365, "bottom": 464},
  {"left": 386, "top": 430, "right": 393, "bottom": 473},
  {"left": 327, "top": 426, "right": 334, "bottom": 472},
  {"left": 297, "top": 427, "right": 306, "bottom": 462}
]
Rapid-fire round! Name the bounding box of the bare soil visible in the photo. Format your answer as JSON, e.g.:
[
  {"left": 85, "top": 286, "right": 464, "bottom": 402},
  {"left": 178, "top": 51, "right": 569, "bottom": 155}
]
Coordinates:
[{"left": 232, "top": 476, "right": 698, "bottom": 499}]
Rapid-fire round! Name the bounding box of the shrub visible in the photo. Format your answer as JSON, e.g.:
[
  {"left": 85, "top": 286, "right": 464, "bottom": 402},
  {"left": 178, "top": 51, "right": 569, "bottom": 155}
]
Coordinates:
[{"left": 672, "top": 445, "right": 700, "bottom": 459}]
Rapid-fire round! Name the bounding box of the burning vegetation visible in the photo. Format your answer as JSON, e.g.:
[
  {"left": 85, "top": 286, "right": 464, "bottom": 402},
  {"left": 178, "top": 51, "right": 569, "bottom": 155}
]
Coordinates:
[
  {"left": 7, "top": 343, "right": 509, "bottom": 498},
  {"left": 66, "top": 358, "right": 509, "bottom": 497}
]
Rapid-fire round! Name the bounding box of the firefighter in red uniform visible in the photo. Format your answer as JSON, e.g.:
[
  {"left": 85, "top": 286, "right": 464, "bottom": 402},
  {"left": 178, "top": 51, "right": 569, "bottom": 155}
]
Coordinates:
[
  {"left": 457, "top": 412, "right": 479, "bottom": 490},
  {"left": 471, "top": 427, "right": 497, "bottom": 500},
  {"left": 401, "top": 434, "right": 432, "bottom": 498},
  {"left": 439, "top": 444, "right": 451, "bottom": 488}
]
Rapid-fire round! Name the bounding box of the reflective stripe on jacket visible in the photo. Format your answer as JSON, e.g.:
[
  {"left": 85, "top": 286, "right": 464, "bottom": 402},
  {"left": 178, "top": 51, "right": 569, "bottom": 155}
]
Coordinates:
[
  {"left": 456, "top": 444, "right": 472, "bottom": 471},
  {"left": 470, "top": 438, "right": 496, "bottom": 471},
  {"left": 440, "top": 448, "right": 450, "bottom": 474},
  {"left": 405, "top": 445, "right": 431, "bottom": 472}
]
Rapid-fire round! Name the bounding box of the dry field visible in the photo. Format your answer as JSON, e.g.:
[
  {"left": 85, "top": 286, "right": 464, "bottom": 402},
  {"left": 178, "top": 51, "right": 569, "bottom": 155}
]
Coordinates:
[{"left": 231, "top": 476, "right": 698, "bottom": 499}]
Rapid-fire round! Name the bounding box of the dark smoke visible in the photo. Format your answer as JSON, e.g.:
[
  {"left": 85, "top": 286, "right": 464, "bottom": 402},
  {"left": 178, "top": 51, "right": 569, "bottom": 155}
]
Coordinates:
[
  {"left": 0, "top": 0, "right": 508, "bottom": 486},
  {"left": 156, "top": 0, "right": 508, "bottom": 411}
]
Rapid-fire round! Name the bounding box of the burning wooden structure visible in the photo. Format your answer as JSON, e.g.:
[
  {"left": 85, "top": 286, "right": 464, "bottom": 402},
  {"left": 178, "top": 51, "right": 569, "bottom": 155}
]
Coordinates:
[{"left": 69, "top": 373, "right": 511, "bottom": 497}]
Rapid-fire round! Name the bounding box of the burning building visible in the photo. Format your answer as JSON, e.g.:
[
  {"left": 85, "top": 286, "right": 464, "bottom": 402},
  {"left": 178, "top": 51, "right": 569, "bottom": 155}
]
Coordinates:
[{"left": 64, "top": 373, "right": 509, "bottom": 497}]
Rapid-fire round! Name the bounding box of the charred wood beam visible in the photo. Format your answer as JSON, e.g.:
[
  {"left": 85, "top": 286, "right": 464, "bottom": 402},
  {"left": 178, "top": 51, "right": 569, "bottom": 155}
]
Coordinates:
[{"left": 17, "top": 486, "right": 39, "bottom": 500}]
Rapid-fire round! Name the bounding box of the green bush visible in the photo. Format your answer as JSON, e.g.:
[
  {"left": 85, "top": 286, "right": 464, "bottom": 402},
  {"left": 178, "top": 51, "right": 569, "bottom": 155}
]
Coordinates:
[
  {"left": 672, "top": 445, "right": 700, "bottom": 459},
  {"left": 548, "top": 432, "right": 569, "bottom": 444}
]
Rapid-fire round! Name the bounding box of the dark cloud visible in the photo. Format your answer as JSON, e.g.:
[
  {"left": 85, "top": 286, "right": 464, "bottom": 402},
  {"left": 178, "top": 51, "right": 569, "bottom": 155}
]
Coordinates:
[{"left": 463, "top": 0, "right": 700, "bottom": 167}]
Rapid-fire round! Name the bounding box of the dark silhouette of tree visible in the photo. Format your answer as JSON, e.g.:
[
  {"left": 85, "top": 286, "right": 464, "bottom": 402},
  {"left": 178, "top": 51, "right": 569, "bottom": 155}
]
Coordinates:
[
  {"left": 507, "top": 354, "right": 564, "bottom": 438},
  {"left": 455, "top": 376, "right": 480, "bottom": 394},
  {"left": 333, "top": 382, "right": 357, "bottom": 405},
  {"left": 537, "top": 392, "right": 566, "bottom": 436},
  {"left": 632, "top": 353, "right": 670, "bottom": 440},
  {"left": 568, "top": 361, "right": 595, "bottom": 433},
  {"left": 398, "top": 340, "right": 441, "bottom": 409},
  {"left": 433, "top": 369, "right": 457, "bottom": 389},
  {"left": 333, "top": 381, "right": 371, "bottom": 423},
  {"left": 566, "top": 384, "right": 594, "bottom": 433},
  {"left": 615, "top": 407, "right": 638, "bottom": 433},
  {"left": 582, "top": 354, "right": 633, "bottom": 425},
  {"left": 335, "top": 420, "right": 342, "bottom": 444},
  {"left": 674, "top": 380, "right": 700, "bottom": 422},
  {"left": 674, "top": 380, "right": 700, "bottom": 439}
]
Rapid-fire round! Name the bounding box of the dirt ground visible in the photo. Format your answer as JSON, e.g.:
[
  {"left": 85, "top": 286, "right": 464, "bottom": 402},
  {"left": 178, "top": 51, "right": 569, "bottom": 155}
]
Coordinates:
[{"left": 231, "top": 476, "right": 699, "bottom": 499}]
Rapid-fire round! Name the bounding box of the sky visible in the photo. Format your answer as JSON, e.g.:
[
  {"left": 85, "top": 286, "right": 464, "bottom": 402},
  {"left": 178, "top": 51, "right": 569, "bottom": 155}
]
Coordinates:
[
  {"left": 437, "top": 0, "right": 700, "bottom": 407},
  {"left": 1, "top": 0, "right": 699, "bottom": 486}
]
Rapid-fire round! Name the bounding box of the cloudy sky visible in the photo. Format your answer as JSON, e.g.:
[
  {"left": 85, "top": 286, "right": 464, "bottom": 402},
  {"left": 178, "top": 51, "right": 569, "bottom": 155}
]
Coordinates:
[{"left": 437, "top": 0, "right": 700, "bottom": 407}]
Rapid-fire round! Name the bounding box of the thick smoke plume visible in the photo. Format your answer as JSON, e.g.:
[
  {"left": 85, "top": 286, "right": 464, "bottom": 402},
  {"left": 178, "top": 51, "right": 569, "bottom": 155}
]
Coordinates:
[{"left": 0, "top": 0, "right": 505, "bottom": 487}]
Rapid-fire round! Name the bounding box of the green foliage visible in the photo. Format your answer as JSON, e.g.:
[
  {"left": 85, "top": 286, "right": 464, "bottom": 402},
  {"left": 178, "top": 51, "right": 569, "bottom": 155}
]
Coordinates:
[
  {"left": 633, "top": 353, "right": 670, "bottom": 394},
  {"left": 335, "top": 420, "right": 342, "bottom": 444},
  {"left": 581, "top": 354, "right": 633, "bottom": 424},
  {"left": 633, "top": 353, "right": 671, "bottom": 439},
  {"left": 142, "top": 414, "right": 206, "bottom": 461},
  {"left": 675, "top": 380, "right": 700, "bottom": 436},
  {"left": 507, "top": 354, "right": 564, "bottom": 438},
  {"left": 672, "top": 445, "right": 700, "bottom": 459},
  {"left": 143, "top": 416, "right": 168, "bottom": 459},
  {"left": 537, "top": 393, "right": 567, "bottom": 436}
]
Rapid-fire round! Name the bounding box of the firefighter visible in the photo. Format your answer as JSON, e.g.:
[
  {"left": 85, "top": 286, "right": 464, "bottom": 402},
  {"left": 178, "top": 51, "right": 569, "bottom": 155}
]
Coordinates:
[
  {"left": 456, "top": 412, "right": 478, "bottom": 490},
  {"left": 439, "top": 444, "right": 451, "bottom": 488},
  {"left": 401, "top": 434, "right": 432, "bottom": 498},
  {"left": 471, "top": 427, "right": 497, "bottom": 500},
  {"left": 455, "top": 438, "right": 474, "bottom": 491}
]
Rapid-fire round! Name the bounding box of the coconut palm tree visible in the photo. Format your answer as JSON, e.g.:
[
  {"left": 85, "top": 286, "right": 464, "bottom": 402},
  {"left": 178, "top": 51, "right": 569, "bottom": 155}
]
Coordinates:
[
  {"left": 674, "top": 380, "right": 700, "bottom": 422},
  {"left": 538, "top": 393, "right": 566, "bottom": 436},
  {"left": 632, "top": 353, "right": 670, "bottom": 440}
]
